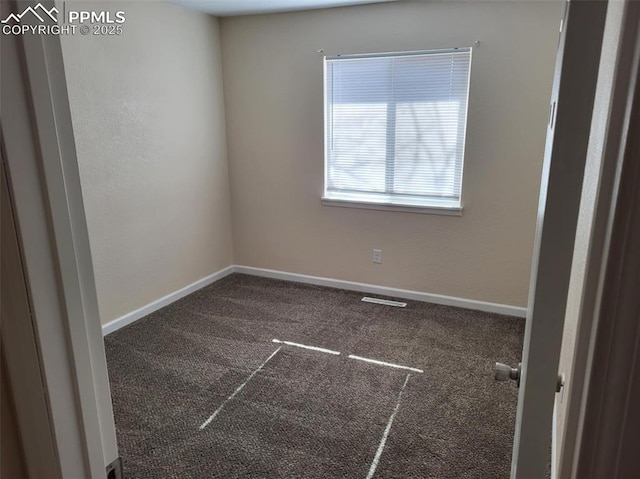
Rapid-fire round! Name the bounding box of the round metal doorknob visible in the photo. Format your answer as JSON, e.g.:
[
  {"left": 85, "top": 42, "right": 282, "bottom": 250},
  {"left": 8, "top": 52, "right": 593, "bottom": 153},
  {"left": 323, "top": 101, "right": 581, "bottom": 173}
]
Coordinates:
[{"left": 495, "top": 362, "right": 522, "bottom": 387}]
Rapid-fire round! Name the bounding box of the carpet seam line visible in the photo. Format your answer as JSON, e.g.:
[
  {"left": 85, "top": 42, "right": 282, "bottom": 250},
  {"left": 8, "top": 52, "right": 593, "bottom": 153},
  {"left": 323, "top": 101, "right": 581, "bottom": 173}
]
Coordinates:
[
  {"left": 199, "top": 346, "right": 282, "bottom": 430},
  {"left": 366, "top": 373, "right": 411, "bottom": 479}
]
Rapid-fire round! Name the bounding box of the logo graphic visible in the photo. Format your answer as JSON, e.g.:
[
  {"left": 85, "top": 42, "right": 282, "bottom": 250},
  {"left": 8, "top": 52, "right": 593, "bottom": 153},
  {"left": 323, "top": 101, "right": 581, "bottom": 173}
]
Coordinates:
[
  {"left": 1, "top": 3, "right": 58, "bottom": 24},
  {"left": 2, "top": 3, "right": 125, "bottom": 36}
]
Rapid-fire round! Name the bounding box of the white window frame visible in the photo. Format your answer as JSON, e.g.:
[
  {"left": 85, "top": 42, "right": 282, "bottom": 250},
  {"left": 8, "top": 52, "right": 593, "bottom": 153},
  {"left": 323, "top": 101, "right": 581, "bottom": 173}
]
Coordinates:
[{"left": 322, "top": 49, "right": 472, "bottom": 216}]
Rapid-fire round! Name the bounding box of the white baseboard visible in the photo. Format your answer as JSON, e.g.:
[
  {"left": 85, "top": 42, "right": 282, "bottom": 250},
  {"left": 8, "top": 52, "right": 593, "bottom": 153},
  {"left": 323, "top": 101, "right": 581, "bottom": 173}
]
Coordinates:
[
  {"left": 234, "top": 265, "right": 527, "bottom": 318},
  {"left": 103, "top": 264, "right": 526, "bottom": 335},
  {"left": 101, "top": 265, "right": 235, "bottom": 336}
]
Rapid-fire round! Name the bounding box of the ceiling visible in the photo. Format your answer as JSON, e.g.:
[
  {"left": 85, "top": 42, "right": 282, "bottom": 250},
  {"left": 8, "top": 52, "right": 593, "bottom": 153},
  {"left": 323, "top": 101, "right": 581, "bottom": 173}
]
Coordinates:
[{"left": 174, "top": 0, "right": 397, "bottom": 16}]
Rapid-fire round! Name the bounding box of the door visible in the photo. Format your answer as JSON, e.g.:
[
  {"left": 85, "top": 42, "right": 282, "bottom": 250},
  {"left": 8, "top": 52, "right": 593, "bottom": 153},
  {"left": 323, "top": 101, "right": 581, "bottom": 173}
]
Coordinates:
[{"left": 508, "top": 1, "right": 609, "bottom": 477}]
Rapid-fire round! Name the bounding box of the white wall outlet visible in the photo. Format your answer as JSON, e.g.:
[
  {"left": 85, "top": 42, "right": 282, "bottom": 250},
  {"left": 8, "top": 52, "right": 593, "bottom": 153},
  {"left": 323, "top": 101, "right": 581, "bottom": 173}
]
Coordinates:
[{"left": 372, "top": 249, "right": 382, "bottom": 264}]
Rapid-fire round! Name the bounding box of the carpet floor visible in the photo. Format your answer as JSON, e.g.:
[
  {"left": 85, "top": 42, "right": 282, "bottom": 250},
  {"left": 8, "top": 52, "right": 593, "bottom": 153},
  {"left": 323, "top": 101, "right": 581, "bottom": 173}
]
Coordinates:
[{"left": 104, "top": 273, "right": 524, "bottom": 478}]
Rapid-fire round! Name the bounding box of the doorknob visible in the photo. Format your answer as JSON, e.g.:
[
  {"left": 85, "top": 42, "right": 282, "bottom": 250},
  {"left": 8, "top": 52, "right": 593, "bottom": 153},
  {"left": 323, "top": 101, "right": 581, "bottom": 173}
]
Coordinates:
[
  {"left": 495, "top": 363, "right": 565, "bottom": 392},
  {"left": 495, "top": 362, "right": 521, "bottom": 387}
]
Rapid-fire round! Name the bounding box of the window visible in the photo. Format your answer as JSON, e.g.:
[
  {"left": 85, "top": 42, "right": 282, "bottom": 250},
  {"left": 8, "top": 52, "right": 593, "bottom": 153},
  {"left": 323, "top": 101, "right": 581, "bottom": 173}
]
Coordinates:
[{"left": 323, "top": 49, "right": 471, "bottom": 213}]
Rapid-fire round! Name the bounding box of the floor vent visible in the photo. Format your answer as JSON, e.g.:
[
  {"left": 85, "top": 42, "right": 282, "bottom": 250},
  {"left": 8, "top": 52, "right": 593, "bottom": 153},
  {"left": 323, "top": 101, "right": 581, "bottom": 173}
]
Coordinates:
[{"left": 361, "top": 297, "right": 407, "bottom": 308}]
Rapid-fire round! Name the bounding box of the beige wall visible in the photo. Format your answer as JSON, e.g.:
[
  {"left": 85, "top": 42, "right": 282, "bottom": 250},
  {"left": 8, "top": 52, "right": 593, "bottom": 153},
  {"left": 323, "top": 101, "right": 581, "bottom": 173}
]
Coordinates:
[
  {"left": 62, "top": 1, "right": 561, "bottom": 324},
  {"left": 220, "top": 1, "right": 561, "bottom": 307},
  {"left": 61, "top": 2, "right": 234, "bottom": 324}
]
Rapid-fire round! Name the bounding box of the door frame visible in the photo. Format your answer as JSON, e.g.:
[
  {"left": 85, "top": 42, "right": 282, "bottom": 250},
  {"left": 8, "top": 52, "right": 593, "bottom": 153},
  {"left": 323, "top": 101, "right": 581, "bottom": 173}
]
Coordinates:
[
  {"left": 2, "top": 132, "right": 60, "bottom": 479},
  {"left": 511, "top": 0, "right": 608, "bottom": 476},
  {"left": 1, "top": 0, "right": 118, "bottom": 477},
  {"left": 570, "top": 2, "right": 640, "bottom": 476},
  {"left": 2, "top": 0, "right": 639, "bottom": 478},
  {"left": 555, "top": 1, "right": 640, "bottom": 477}
]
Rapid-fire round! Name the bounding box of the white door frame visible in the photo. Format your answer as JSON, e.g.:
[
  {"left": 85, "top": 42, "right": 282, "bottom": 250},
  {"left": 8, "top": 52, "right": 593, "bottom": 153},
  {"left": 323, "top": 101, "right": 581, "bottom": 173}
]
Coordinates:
[
  {"left": 2, "top": 0, "right": 639, "bottom": 478},
  {"left": 556, "top": 1, "right": 640, "bottom": 477},
  {"left": 511, "top": 0, "right": 608, "bottom": 476},
  {"left": 569, "top": 2, "right": 640, "bottom": 476},
  {"left": 1, "top": 0, "right": 118, "bottom": 477},
  {"left": 2, "top": 132, "right": 60, "bottom": 479}
]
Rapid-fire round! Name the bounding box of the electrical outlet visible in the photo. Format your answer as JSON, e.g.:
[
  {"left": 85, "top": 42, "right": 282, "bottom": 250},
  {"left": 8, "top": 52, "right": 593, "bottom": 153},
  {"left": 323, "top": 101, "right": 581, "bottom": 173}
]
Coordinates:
[{"left": 372, "top": 249, "right": 382, "bottom": 264}]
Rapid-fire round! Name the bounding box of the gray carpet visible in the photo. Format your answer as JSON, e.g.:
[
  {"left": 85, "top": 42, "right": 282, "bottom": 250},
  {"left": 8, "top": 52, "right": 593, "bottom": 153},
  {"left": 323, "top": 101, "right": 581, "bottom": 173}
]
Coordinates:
[{"left": 105, "top": 273, "right": 524, "bottom": 478}]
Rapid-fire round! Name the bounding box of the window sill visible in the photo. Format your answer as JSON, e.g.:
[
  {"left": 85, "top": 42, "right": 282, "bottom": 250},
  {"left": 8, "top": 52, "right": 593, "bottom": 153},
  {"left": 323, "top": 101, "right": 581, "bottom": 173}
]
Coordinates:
[{"left": 321, "top": 197, "right": 463, "bottom": 216}]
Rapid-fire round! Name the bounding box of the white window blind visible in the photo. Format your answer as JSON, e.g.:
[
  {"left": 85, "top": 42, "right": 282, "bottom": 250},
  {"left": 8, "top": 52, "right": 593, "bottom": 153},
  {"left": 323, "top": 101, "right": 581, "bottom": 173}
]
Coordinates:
[{"left": 323, "top": 49, "right": 471, "bottom": 211}]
